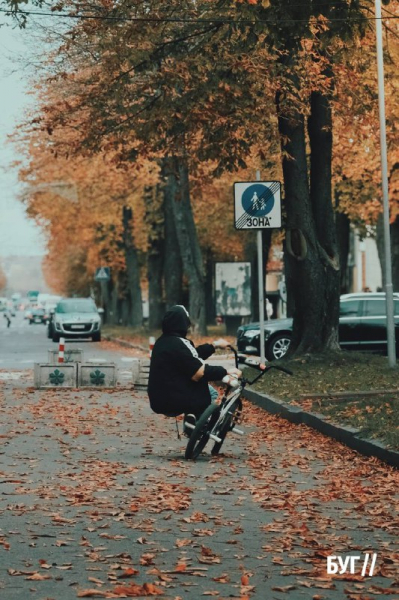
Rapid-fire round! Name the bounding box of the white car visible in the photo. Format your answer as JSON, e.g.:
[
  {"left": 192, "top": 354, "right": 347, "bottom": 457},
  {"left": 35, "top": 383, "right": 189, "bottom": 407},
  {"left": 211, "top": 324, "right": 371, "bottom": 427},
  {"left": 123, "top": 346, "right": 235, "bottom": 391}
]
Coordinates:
[{"left": 48, "top": 298, "right": 102, "bottom": 342}]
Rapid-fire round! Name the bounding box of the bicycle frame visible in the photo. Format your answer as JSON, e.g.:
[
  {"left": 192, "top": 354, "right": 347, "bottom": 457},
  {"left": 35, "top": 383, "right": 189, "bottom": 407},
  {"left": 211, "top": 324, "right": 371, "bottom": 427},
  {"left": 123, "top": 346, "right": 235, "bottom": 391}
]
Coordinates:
[
  {"left": 208, "top": 346, "right": 293, "bottom": 444},
  {"left": 209, "top": 385, "right": 244, "bottom": 444},
  {"left": 184, "top": 345, "right": 293, "bottom": 458}
]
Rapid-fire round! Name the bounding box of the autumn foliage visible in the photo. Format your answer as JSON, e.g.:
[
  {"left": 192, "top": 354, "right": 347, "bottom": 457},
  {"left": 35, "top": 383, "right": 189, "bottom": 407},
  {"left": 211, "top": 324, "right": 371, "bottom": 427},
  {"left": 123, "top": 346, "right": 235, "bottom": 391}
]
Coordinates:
[{"left": 12, "top": 0, "right": 399, "bottom": 342}]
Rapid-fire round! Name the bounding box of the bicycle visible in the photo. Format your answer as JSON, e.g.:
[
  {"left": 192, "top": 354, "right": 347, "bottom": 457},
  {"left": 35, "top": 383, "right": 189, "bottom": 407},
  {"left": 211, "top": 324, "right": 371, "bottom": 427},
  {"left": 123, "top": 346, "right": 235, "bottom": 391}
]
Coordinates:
[{"left": 184, "top": 345, "right": 293, "bottom": 460}]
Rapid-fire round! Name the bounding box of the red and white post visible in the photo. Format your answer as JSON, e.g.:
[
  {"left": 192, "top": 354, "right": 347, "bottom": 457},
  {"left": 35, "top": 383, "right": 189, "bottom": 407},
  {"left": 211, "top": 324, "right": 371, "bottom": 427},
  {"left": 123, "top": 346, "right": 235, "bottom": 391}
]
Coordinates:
[
  {"left": 58, "top": 337, "right": 65, "bottom": 363},
  {"left": 149, "top": 336, "right": 155, "bottom": 357}
]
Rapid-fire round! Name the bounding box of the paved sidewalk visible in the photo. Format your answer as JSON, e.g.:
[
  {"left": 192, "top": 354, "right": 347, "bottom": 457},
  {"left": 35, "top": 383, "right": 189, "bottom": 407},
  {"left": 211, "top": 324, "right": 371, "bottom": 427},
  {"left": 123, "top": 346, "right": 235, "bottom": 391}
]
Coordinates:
[{"left": 0, "top": 375, "right": 398, "bottom": 599}]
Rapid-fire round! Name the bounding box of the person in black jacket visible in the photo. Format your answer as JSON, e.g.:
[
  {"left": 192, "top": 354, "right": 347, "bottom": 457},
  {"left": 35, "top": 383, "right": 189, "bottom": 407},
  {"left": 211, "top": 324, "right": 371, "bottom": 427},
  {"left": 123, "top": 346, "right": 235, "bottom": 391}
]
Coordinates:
[{"left": 148, "top": 305, "right": 241, "bottom": 425}]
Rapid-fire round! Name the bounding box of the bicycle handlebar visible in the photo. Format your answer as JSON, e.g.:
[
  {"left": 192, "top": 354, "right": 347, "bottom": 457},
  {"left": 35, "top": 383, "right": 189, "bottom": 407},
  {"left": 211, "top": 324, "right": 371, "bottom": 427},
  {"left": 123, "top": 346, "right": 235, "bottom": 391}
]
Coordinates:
[{"left": 223, "top": 345, "right": 293, "bottom": 386}]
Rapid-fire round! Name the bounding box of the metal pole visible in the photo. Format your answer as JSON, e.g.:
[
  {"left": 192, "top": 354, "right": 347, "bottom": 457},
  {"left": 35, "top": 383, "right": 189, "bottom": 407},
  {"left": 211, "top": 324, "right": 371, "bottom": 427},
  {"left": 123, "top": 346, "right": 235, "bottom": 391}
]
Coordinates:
[
  {"left": 375, "top": 0, "right": 396, "bottom": 367},
  {"left": 256, "top": 170, "right": 266, "bottom": 363}
]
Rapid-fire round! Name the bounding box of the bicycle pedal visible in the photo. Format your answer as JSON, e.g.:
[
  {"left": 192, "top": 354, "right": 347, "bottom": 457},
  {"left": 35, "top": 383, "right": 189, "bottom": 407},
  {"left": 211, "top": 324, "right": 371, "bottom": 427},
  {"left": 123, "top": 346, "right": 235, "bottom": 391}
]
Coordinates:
[{"left": 231, "top": 427, "right": 244, "bottom": 435}]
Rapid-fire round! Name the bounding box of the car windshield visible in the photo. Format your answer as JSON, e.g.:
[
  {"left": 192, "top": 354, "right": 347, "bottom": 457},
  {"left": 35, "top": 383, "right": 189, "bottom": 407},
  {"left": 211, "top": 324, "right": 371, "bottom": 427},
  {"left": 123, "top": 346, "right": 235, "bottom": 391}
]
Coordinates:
[
  {"left": 56, "top": 300, "right": 97, "bottom": 314},
  {"left": 33, "top": 309, "right": 45, "bottom": 315}
]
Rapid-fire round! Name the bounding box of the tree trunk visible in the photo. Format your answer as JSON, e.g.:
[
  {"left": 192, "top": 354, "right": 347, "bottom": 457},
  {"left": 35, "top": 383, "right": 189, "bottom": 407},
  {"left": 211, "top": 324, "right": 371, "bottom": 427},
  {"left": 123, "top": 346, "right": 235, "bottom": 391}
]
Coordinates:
[
  {"left": 262, "top": 228, "right": 273, "bottom": 320},
  {"left": 377, "top": 213, "right": 399, "bottom": 293},
  {"left": 163, "top": 155, "right": 207, "bottom": 334},
  {"left": 162, "top": 163, "right": 183, "bottom": 308},
  {"left": 244, "top": 235, "right": 258, "bottom": 321},
  {"left": 100, "top": 279, "right": 111, "bottom": 324},
  {"left": 122, "top": 206, "right": 143, "bottom": 328},
  {"left": 277, "top": 91, "right": 340, "bottom": 356},
  {"left": 244, "top": 230, "right": 271, "bottom": 322},
  {"left": 145, "top": 186, "right": 165, "bottom": 329},
  {"left": 110, "top": 277, "right": 119, "bottom": 325},
  {"left": 335, "top": 209, "right": 351, "bottom": 294},
  {"left": 376, "top": 213, "right": 385, "bottom": 289},
  {"left": 205, "top": 249, "right": 215, "bottom": 325}
]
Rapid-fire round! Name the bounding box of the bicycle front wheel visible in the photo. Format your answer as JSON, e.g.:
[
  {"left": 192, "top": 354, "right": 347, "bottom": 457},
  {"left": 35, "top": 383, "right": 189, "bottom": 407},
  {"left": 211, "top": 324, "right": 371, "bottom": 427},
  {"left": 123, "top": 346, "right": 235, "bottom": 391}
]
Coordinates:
[
  {"left": 211, "top": 399, "right": 242, "bottom": 456},
  {"left": 185, "top": 404, "right": 220, "bottom": 460}
]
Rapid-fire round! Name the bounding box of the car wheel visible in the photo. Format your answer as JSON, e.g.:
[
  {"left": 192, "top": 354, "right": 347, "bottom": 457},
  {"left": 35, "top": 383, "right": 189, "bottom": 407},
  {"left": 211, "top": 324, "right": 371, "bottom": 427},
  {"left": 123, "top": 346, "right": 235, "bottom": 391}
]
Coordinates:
[
  {"left": 52, "top": 333, "right": 60, "bottom": 343},
  {"left": 92, "top": 332, "right": 101, "bottom": 342},
  {"left": 267, "top": 333, "right": 292, "bottom": 361}
]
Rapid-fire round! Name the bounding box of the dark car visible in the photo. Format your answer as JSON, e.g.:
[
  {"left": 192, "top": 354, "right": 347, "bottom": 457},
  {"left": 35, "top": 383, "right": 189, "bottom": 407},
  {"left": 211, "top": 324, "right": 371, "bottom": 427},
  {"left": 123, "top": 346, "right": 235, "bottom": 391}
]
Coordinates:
[
  {"left": 29, "top": 307, "right": 49, "bottom": 325},
  {"left": 237, "top": 292, "right": 399, "bottom": 360}
]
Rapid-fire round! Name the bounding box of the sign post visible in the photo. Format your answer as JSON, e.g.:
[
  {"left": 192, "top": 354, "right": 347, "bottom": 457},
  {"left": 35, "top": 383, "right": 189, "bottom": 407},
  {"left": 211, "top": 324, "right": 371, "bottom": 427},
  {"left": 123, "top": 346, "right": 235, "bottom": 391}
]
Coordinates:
[
  {"left": 234, "top": 175, "right": 281, "bottom": 364},
  {"left": 256, "top": 172, "right": 266, "bottom": 364},
  {"left": 375, "top": 0, "right": 396, "bottom": 368}
]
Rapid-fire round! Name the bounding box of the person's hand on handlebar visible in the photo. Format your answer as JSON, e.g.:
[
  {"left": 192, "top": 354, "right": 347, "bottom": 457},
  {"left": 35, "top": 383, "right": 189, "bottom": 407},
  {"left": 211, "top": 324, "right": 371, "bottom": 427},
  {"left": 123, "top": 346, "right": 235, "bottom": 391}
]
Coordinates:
[
  {"left": 227, "top": 367, "right": 242, "bottom": 378},
  {"left": 222, "top": 367, "right": 242, "bottom": 388},
  {"left": 212, "top": 338, "right": 230, "bottom": 349}
]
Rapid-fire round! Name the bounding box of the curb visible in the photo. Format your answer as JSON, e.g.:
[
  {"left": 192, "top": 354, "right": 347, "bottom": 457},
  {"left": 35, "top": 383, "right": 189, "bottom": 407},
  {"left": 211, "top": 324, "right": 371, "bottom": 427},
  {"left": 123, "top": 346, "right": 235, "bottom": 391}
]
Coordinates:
[
  {"left": 103, "top": 336, "right": 233, "bottom": 360},
  {"left": 244, "top": 388, "right": 399, "bottom": 469},
  {"left": 103, "top": 335, "right": 147, "bottom": 352}
]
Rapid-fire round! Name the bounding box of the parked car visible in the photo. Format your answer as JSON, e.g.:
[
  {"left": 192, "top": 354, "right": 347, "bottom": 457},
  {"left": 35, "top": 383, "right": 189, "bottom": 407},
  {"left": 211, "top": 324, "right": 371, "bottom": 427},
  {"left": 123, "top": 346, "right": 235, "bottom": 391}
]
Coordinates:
[
  {"left": 237, "top": 292, "right": 399, "bottom": 361},
  {"left": 29, "top": 307, "right": 49, "bottom": 324},
  {"left": 48, "top": 298, "right": 101, "bottom": 342}
]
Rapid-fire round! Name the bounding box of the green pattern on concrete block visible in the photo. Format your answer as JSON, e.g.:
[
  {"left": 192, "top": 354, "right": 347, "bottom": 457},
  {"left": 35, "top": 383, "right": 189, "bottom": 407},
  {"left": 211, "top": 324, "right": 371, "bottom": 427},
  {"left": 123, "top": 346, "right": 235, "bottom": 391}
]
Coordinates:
[
  {"left": 90, "top": 369, "right": 106, "bottom": 385},
  {"left": 49, "top": 369, "right": 65, "bottom": 385}
]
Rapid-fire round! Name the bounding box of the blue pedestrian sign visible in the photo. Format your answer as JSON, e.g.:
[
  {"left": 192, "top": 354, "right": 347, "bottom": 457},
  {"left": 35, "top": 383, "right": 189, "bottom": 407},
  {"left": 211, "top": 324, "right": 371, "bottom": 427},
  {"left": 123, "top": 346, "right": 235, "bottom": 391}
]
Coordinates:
[
  {"left": 234, "top": 181, "right": 281, "bottom": 229},
  {"left": 94, "top": 267, "right": 111, "bottom": 282}
]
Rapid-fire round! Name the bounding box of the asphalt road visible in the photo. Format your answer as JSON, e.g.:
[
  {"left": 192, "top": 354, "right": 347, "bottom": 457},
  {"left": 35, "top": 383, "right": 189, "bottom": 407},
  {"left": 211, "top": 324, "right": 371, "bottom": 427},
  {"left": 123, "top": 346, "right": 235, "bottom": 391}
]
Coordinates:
[
  {"left": 0, "top": 313, "right": 148, "bottom": 385},
  {"left": 0, "top": 312, "right": 398, "bottom": 599},
  {"left": 0, "top": 313, "right": 234, "bottom": 379}
]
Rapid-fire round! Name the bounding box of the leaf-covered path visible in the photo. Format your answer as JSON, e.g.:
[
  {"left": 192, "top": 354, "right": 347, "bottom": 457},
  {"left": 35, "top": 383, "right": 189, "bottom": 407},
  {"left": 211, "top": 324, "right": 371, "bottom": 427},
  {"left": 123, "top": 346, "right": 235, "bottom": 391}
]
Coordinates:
[{"left": 0, "top": 374, "right": 398, "bottom": 599}]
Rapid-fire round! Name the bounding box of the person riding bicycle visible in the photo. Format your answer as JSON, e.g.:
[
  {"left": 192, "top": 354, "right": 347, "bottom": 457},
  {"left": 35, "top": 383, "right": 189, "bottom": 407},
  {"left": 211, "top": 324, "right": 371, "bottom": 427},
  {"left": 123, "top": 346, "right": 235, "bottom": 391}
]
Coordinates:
[{"left": 147, "top": 305, "right": 241, "bottom": 430}]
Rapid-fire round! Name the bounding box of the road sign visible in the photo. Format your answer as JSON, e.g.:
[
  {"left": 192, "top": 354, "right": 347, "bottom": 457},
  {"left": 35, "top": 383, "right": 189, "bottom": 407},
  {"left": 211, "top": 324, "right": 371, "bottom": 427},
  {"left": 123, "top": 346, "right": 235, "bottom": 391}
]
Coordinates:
[
  {"left": 234, "top": 181, "right": 281, "bottom": 229},
  {"left": 94, "top": 267, "right": 111, "bottom": 282}
]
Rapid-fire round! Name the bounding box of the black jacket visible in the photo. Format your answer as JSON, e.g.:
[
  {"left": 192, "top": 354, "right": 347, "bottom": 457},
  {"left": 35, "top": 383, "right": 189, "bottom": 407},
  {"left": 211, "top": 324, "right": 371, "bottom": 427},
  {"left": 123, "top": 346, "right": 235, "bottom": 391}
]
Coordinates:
[{"left": 148, "top": 306, "right": 218, "bottom": 416}]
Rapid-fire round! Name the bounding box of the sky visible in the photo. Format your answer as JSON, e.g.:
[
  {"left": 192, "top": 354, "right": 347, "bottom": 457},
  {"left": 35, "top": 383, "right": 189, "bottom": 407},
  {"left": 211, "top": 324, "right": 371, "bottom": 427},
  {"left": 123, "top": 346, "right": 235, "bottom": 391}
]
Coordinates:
[{"left": 0, "top": 16, "right": 46, "bottom": 257}]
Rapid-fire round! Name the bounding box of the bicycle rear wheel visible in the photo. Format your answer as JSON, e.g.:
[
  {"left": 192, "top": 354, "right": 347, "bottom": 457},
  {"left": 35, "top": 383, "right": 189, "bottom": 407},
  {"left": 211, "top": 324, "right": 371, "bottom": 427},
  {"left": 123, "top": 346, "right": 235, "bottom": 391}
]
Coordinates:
[
  {"left": 185, "top": 404, "right": 220, "bottom": 460},
  {"left": 211, "top": 399, "right": 242, "bottom": 456}
]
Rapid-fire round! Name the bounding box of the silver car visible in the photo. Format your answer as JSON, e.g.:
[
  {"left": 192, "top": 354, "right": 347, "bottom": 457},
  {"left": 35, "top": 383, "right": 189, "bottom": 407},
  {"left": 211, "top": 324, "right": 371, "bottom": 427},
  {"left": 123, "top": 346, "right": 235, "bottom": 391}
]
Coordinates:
[{"left": 48, "top": 298, "right": 101, "bottom": 342}]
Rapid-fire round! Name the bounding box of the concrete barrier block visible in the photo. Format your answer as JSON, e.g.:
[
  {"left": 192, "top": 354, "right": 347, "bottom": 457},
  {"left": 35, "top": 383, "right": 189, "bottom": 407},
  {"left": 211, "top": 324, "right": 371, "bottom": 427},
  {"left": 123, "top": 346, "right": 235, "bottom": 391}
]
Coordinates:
[
  {"left": 131, "top": 359, "right": 140, "bottom": 383},
  {"left": 132, "top": 358, "right": 150, "bottom": 389},
  {"left": 78, "top": 363, "right": 117, "bottom": 387},
  {"left": 48, "top": 348, "right": 84, "bottom": 364},
  {"left": 34, "top": 363, "right": 77, "bottom": 389}
]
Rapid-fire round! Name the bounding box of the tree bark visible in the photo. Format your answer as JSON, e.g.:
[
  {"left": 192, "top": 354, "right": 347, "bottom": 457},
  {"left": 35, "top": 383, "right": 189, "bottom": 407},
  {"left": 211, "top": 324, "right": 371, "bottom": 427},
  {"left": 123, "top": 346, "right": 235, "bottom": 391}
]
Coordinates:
[
  {"left": 334, "top": 180, "right": 351, "bottom": 294},
  {"left": 244, "top": 236, "right": 259, "bottom": 321},
  {"left": 122, "top": 206, "right": 143, "bottom": 328},
  {"left": 244, "top": 230, "right": 271, "bottom": 322},
  {"left": 162, "top": 163, "right": 183, "bottom": 308},
  {"left": 335, "top": 210, "right": 351, "bottom": 294},
  {"left": 145, "top": 186, "right": 165, "bottom": 329},
  {"left": 277, "top": 91, "right": 340, "bottom": 356},
  {"left": 163, "top": 155, "right": 207, "bottom": 334},
  {"left": 100, "top": 279, "right": 111, "bottom": 324},
  {"left": 110, "top": 277, "right": 119, "bottom": 325},
  {"left": 377, "top": 213, "right": 399, "bottom": 293},
  {"left": 205, "top": 249, "right": 215, "bottom": 325}
]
